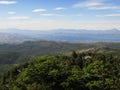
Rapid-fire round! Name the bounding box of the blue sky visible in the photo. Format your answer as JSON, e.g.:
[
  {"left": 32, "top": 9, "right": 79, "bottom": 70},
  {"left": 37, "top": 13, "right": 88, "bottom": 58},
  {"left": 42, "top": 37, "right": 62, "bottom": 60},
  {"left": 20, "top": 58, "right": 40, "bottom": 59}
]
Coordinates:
[{"left": 0, "top": 0, "right": 120, "bottom": 30}]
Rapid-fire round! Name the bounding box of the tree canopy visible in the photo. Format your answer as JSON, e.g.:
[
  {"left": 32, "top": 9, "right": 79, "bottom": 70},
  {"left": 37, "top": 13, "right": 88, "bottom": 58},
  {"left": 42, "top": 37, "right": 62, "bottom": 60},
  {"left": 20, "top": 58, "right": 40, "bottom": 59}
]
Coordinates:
[{"left": 0, "top": 52, "right": 120, "bottom": 90}]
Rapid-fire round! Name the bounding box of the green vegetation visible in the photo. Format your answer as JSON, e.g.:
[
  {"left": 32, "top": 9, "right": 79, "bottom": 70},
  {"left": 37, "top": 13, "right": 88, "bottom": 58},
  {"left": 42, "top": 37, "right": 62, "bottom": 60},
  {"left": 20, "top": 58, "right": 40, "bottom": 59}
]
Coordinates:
[
  {"left": 0, "top": 51, "right": 120, "bottom": 90},
  {"left": 0, "top": 41, "right": 120, "bottom": 73}
]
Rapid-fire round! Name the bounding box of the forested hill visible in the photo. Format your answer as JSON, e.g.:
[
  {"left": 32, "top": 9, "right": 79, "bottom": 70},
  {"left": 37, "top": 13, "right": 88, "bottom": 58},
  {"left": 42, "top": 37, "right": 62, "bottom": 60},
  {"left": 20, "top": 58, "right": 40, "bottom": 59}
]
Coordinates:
[
  {"left": 0, "top": 41, "right": 120, "bottom": 55},
  {"left": 0, "top": 41, "right": 120, "bottom": 73},
  {"left": 0, "top": 52, "right": 120, "bottom": 90}
]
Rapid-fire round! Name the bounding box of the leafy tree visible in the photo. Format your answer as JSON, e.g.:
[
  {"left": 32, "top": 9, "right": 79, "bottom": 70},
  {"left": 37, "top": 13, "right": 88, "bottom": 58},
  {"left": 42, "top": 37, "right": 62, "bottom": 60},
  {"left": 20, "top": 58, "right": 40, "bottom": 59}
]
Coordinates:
[{"left": 1, "top": 52, "right": 120, "bottom": 90}]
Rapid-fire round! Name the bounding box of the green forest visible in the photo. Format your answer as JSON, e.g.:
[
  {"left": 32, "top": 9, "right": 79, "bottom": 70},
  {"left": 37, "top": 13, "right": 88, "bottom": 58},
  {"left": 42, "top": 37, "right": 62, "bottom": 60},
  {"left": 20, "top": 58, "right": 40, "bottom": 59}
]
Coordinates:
[
  {"left": 0, "top": 51, "right": 120, "bottom": 90},
  {"left": 0, "top": 41, "right": 120, "bottom": 73},
  {"left": 0, "top": 41, "right": 120, "bottom": 90}
]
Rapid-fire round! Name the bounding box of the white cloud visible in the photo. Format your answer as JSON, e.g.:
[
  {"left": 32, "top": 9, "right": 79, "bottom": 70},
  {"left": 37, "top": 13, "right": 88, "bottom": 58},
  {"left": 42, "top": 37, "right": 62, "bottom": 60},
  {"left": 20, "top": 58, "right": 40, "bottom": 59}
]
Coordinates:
[
  {"left": 32, "top": 9, "right": 46, "bottom": 13},
  {"left": 73, "top": 0, "right": 120, "bottom": 10},
  {"left": 73, "top": 1, "right": 103, "bottom": 8},
  {"left": 8, "top": 11, "right": 16, "bottom": 15},
  {"left": 96, "top": 14, "right": 120, "bottom": 17},
  {"left": 8, "top": 16, "right": 30, "bottom": 20},
  {"left": 40, "top": 13, "right": 63, "bottom": 17},
  {"left": 104, "top": 14, "right": 120, "bottom": 17},
  {"left": 54, "top": 7, "right": 66, "bottom": 10},
  {"left": 0, "top": 1, "right": 17, "bottom": 5},
  {"left": 89, "top": 6, "right": 120, "bottom": 10},
  {"left": 40, "top": 14, "right": 55, "bottom": 16}
]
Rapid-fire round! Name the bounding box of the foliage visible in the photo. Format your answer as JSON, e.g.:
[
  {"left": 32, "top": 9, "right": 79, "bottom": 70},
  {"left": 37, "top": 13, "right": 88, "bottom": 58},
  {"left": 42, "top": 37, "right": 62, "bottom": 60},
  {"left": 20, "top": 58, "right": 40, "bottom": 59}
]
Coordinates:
[
  {"left": 0, "top": 52, "right": 120, "bottom": 90},
  {"left": 0, "top": 41, "right": 120, "bottom": 73}
]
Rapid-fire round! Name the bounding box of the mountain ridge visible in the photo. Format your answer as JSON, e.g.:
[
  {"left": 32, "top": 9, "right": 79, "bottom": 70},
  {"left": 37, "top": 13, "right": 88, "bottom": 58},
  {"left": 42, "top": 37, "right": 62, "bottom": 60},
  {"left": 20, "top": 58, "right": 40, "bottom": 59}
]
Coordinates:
[{"left": 0, "top": 29, "right": 120, "bottom": 43}]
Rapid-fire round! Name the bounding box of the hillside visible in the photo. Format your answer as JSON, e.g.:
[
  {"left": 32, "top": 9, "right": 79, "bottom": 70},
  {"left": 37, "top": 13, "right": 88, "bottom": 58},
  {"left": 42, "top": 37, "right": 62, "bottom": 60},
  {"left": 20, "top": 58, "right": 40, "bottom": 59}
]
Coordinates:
[
  {"left": 0, "top": 52, "right": 120, "bottom": 90},
  {"left": 0, "top": 41, "right": 120, "bottom": 73},
  {"left": 0, "top": 40, "right": 95, "bottom": 73}
]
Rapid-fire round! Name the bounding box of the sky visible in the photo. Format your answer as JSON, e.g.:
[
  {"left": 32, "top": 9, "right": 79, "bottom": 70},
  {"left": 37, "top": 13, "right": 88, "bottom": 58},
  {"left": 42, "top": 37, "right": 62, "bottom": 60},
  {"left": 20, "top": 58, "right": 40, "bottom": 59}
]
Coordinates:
[{"left": 0, "top": 0, "right": 120, "bottom": 30}]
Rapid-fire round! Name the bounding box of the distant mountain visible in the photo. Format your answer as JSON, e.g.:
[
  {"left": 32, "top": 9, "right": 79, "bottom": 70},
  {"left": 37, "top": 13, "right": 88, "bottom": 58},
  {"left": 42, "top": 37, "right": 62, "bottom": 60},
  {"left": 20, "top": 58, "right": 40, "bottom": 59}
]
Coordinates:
[{"left": 0, "top": 29, "right": 120, "bottom": 43}]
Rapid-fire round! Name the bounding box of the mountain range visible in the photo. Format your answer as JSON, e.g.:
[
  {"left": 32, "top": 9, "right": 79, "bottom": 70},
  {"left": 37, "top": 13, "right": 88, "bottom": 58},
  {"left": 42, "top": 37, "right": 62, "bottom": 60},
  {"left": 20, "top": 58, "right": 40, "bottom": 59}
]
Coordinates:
[{"left": 0, "top": 29, "right": 120, "bottom": 43}]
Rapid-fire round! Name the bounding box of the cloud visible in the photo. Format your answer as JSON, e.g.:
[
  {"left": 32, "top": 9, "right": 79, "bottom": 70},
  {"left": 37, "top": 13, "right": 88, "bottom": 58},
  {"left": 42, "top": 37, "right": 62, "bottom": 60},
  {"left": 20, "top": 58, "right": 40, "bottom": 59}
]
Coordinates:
[
  {"left": 96, "top": 14, "right": 120, "bottom": 17},
  {"left": 104, "top": 14, "right": 120, "bottom": 17},
  {"left": 32, "top": 9, "right": 46, "bottom": 13},
  {"left": 40, "top": 14, "right": 56, "bottom": 16},
  {"left": 8, "top": 16, "right": 30, "bottom": 20},
  {"left": 0, "top": 1, "right": 17, "bottom": 5},
  {"left": 54, "top": 7, "right": 66, "bottom": 10},
  {"left": 73, "top": 1, "right": 103, "bottom": 8},
  {"left": 73, "top": 0, "right": 120, "bottom": 10},
  {"left": 8, "top": 12, "right": 16, "bottom": 15},
  {"left": 40, "top": 13, "right": 63, "bottom": 17},
  {"left": 89, "top": 6, "right": 120, "bottom": 10}
]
